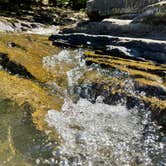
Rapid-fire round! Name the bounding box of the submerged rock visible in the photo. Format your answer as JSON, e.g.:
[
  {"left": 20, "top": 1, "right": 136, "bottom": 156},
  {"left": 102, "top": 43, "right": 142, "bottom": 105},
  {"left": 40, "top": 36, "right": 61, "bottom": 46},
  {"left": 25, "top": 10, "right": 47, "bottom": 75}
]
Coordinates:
[
  {"left": 0, "top": 33, "right": 61, "bottom": 83},
  {"left": 0, "top": 99, "right": 58, "bottom": 165},
  {"left": 0, "top": 34, "right": 65, "bottom": 132},
  {"left": 0, "top": 69, "right": 63, "bottom": 132}
]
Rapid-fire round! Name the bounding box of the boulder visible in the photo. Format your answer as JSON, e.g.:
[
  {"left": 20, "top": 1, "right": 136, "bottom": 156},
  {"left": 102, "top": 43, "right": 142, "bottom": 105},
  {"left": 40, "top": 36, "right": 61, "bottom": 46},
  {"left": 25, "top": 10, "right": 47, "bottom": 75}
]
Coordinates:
[
  {"left": 86, "top": 0, "right": 160, "bottom": 21},
  {"left": 133, "top": 1, "right": 166, "bottom": 25},
  {"left": 62, "top": 18, "right": 166, "bottom": 40},
  {"left": 49, "top": 33, "right": 166, "bottom": 64}
]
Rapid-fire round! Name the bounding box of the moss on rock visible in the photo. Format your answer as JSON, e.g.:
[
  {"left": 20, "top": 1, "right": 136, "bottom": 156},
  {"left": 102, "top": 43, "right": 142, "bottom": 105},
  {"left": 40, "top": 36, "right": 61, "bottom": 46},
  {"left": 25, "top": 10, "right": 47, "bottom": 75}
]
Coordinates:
[
  {"left": 0, "top": 33, "right": 61, "bottom": 83},
  {"left": 0, "top": 70, "right": 63, "bottom": 130},
  {"left": 83, "top": 51, "right": 166, "bottom": 119}
]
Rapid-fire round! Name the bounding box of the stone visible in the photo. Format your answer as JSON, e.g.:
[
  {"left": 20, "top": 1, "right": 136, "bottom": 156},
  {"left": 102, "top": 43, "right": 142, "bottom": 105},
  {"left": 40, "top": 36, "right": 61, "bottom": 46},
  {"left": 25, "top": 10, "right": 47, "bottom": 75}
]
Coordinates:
[
  {"left": 62, "top": 18, "right": 166, "bottom": 40},
  {"left": 133, "top": 1, "right": 166, "bottom": 25},
  {"left": 86, "top": 0, "right": 160, "bottom": 21},
  {"left": 49, "top": 33, "right": 166, "bottom": 63}
]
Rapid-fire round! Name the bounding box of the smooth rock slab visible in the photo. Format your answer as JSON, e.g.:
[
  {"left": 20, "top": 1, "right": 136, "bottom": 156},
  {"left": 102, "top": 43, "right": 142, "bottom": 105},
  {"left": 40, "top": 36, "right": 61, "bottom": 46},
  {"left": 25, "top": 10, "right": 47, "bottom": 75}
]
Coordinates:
[
  {"left": 133, "top": 1, "right": 166, "bottom": 25},
  {"left": 62, "top": 18, "right": 166, "bottom": 40},
  {"left": 49, "top": 33, "right": 166, "bottom": 64}
]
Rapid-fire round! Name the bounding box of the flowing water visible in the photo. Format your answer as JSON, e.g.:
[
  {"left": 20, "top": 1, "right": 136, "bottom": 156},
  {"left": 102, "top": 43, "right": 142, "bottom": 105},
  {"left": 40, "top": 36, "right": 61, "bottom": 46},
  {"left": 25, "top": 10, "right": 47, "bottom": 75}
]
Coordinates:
[
  {"left": 44, "top": 49, "right": 166, "bottom": 166},
  {"left": 46, "top": 99, "right": 165, "bottom": 166},
  {"left": 0, "top": 48, "right": 166, "bottom": 166}
]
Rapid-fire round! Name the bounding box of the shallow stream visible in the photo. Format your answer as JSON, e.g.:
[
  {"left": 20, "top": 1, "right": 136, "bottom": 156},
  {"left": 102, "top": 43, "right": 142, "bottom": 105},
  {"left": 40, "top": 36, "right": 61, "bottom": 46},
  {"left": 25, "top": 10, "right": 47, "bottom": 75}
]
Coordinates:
[{"left": 0, "top": 48, "right": 166, "bottom": 166}]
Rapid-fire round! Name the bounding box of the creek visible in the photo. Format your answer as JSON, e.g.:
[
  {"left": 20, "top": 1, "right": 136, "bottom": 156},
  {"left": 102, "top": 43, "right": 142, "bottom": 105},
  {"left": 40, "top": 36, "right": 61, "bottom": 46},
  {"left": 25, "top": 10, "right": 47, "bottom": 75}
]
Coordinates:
[{"left": 0, "top": 36, "right": 165, "bottom": 166}]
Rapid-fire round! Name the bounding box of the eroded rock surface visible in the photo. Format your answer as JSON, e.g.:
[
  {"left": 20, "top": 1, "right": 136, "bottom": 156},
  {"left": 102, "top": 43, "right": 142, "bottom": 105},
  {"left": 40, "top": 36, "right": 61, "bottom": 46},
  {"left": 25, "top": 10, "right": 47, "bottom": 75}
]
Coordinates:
[
  {"left": 86, "top": 0, "right": 160, "bottom": 21},
  {"left": 133, "top": 1, "right": 166, "bottom": 25},
  {"left": 49, "top": 33, "right": 166, "bottom": 64},
  {"left": 62, "top": 18, "right": 166, "bottom": 40}
]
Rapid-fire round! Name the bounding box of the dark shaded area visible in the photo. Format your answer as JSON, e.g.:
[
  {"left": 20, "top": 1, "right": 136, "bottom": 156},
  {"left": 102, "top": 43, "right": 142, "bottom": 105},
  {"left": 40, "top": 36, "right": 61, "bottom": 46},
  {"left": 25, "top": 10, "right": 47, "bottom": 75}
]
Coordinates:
[
  {"left": 49, "top": 33, "right": 166, "bottom": 64},
  {"left": 0, "top": 0, "right": 87, "bottom": 25},
  {"left": 0, "top": 53, "right": 35, "bottom": 79},
  {"left": 87, "top": 11, "right": 110, "bottom": 21},
  {"left": 0, "top": 4, "right": 55, "bottom": 24}
]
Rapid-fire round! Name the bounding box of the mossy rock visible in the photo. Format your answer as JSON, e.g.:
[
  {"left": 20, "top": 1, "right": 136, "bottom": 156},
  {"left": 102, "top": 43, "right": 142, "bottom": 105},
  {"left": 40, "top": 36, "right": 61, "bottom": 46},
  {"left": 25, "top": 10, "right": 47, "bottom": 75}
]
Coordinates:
[
  {"left": 0, "top": 70, "right": 63, "bottom": 131},
  {"left": 82, "top": 51, "right": 166, "bottom": 124}
]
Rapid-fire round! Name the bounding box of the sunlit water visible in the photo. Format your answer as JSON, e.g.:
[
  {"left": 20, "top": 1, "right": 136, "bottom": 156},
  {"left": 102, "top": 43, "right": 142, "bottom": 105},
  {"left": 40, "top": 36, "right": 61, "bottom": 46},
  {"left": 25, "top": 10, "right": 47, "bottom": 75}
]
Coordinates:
[
  {"left": 45, "top": 98, "right": 165, "bottom": 166},
  {"left": 0, "top": 48, "right": 165, "bottom": 166},
  {"left": 43, "top": 49, "right": 166, "bottom": 166}
]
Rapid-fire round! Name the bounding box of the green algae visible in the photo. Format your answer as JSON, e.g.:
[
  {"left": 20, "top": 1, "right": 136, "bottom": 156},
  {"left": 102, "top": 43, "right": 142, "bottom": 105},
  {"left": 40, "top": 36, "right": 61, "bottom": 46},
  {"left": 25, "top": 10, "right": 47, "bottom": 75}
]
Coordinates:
[
  {"left": 82, "top": 51, "right": 166, "bottom": 113},
  {"left": 0, "top": 33, "right": 60, "bottom": 83}
]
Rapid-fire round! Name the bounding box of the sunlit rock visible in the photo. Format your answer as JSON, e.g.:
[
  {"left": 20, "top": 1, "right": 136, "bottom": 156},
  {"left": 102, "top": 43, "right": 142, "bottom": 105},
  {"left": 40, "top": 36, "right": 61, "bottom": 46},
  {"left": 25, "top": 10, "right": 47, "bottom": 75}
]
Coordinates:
[{"left": 86, "top": 0, "right": 160, "bottom": 21}]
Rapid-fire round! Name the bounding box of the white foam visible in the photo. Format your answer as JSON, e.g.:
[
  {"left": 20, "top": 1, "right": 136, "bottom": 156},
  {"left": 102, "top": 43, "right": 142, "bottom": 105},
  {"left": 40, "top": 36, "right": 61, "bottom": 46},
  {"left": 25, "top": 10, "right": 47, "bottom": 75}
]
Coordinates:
[
  {"left": 43, "top": 49, "right": 165, "bottom": 165},
  {"left": 46, "top": 98, "right": 156, "bottom": 165}
]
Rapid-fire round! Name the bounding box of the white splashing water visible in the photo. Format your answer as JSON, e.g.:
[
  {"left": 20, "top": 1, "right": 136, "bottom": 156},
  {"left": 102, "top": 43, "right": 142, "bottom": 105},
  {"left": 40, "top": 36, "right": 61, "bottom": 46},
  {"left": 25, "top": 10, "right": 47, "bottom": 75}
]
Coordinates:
[
  {"left": 45, "top": 98, "right": 164, "bottom": 166},
  {"left": 43, "top": 49, "right": 87, "bottom": 87},
  {"left": 43, "top": 49, "right": 165, "bottom": 165}
]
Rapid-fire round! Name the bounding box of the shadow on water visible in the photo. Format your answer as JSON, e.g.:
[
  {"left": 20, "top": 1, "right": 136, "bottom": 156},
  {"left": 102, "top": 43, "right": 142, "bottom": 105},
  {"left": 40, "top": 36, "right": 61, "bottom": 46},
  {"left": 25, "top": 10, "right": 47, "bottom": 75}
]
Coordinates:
[{"left": 0, "top": 99, "right": 58, "bottom": 166}]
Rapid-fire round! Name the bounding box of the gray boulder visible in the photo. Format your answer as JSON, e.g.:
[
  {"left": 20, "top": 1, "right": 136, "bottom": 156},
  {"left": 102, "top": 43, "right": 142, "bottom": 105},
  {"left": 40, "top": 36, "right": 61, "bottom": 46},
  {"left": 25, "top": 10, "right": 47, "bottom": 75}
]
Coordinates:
[
  {"left": 133, "top": 1, "right": 166, "bottom": 25},
  {"left": 86, "top": 0, "right": 160, "bottom": 21}
]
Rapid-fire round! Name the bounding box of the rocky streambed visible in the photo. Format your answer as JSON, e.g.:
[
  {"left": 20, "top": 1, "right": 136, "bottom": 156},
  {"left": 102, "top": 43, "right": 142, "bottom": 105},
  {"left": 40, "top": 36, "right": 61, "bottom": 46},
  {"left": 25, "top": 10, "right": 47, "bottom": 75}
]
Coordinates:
[{"left": 0, "top": 18, "right": 165, "bottom": 165}]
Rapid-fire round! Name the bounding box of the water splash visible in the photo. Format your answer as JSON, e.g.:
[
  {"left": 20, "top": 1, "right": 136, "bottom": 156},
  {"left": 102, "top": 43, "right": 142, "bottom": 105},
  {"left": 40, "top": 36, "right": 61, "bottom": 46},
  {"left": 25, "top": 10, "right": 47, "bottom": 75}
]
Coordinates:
[
  {"left": 46, "top": 98, "right": 165, "bottom": 166},
  {"left": 43, "top": 48, "right": 165, "bottom": 165}
]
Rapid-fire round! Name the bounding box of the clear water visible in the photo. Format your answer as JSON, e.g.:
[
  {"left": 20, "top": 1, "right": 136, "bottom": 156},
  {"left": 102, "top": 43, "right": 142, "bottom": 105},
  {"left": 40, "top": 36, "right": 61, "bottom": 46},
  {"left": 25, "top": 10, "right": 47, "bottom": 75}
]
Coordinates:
[{"left": 0, "top": 100, "right": 57, "bottom": 166}]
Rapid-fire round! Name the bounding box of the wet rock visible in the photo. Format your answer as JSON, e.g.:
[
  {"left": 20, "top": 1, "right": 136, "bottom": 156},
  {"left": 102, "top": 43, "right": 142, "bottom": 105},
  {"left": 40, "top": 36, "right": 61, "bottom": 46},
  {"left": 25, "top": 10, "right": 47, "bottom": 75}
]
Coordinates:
[
  {"left": 7, "top": 42, "right": 17, "bottom": 48},
  {"left": 7, "top": 42, "right": 26, "bottom": 50},
  {"left": 152, "top": 108, "right": 166, "bottom": 126},
  {"left": 0, "top": 53, "right": 35, "bottom": 79},
  {"left": 49, "top": 33, "right": 166, "bottom": 64},
  {"left": 75, "top": 81, "right": 166, "bottom": 126},
  {"left": 135, "top": 83, "right": 166, "bottom": 100}
]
